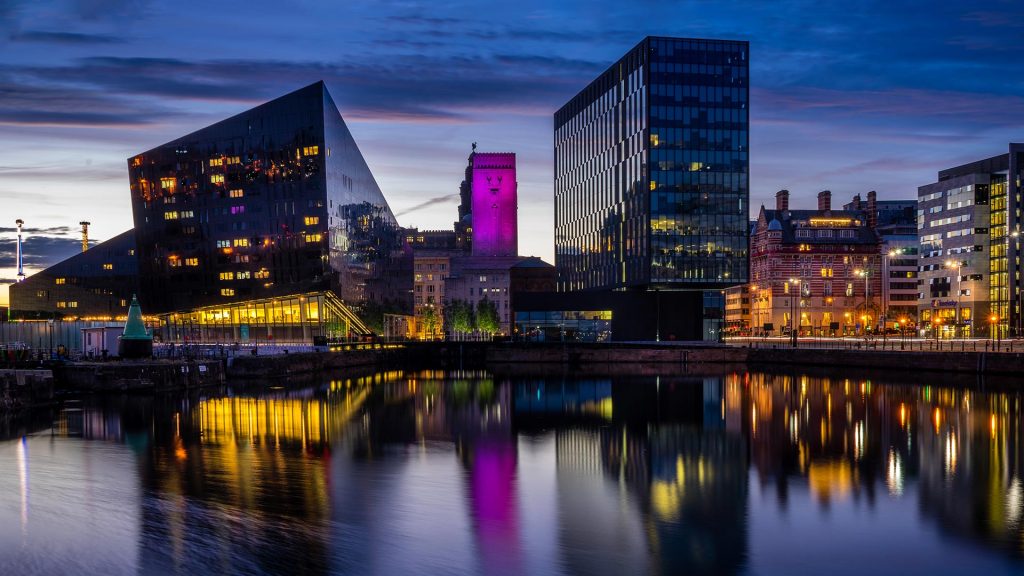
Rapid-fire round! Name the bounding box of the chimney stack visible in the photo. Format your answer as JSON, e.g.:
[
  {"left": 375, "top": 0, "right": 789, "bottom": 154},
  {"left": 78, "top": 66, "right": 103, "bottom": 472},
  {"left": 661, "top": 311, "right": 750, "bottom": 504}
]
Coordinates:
[
  {"left": 866, "top": 191, "right": 877, "bottom": 229},
  {"left": 850, "top": 193, "right": 862, "bottom": 211},
  {"left": 775, "top": 189, "right": 790, "bottom": 212},
  {"left": 817, "top": 190, "right": 832, "bottom": 212}
]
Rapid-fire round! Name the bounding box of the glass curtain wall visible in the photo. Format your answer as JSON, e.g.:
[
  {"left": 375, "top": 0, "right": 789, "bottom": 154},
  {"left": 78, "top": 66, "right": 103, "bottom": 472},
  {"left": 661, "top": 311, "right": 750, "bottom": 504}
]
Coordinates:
[{"left": 160, "top": 291, "right": 366, "bottom": 344}]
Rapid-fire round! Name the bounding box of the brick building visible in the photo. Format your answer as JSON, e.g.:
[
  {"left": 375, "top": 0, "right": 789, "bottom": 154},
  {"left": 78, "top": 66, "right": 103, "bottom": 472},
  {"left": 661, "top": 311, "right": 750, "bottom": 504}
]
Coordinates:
[{"left": 750, "top": 190, "right": 882, "bottom": 336}]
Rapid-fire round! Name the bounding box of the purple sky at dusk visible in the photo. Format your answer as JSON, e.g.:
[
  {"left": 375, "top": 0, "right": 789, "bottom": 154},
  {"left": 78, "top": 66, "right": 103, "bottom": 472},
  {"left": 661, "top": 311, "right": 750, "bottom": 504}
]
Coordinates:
[{"left": 2, "top": 0, "right": 1023, "bottom": 306}]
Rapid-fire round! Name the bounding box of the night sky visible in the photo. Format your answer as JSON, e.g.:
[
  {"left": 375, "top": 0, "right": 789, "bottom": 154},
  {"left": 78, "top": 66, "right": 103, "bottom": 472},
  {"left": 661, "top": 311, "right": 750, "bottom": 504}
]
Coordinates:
[{"left": 2, "top": 0, "right": 1023, "bottom": 305}]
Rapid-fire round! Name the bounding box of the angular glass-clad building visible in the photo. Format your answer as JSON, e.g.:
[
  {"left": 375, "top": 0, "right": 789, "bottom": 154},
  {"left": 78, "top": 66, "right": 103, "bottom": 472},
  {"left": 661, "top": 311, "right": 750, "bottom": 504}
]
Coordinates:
[
  {"left": 555, "top": 37, "right": 749, "bottom": 293},
  {"left": 128, "top": 81, "right": 396, "bottom": 340}
]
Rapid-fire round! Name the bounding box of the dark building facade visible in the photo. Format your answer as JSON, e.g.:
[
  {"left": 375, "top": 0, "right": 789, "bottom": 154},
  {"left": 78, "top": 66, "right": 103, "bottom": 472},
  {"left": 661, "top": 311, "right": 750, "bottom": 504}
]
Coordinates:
[
  {"left": 553, "top": 36, "right": 749, "bottom": 339},
  {"left": 9, "top": 230, "right": 138, "bottom": 319},
  {"left": 128, "top": 82, "right": 396, "bottom": 340}
]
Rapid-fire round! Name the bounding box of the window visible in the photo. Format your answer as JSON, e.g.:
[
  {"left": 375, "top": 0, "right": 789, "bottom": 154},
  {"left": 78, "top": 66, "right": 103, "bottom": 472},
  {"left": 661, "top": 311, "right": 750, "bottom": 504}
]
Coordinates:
[
  {"left": 255, "top": 269, "right": 270, "bottom": 279},
  {"left": 209, "top": 157, "right": 223, "bottom": 167},
  {"left": 216, "top": 240, "right": 231, "bottom": 248},
  {"left": 304, "top": 216, "right": 319, "bottom": 226},
  {"left": 304, "top": 233, "right": 322, "bottom": 243},
  {"left": 237, "top": 271, "right": 251, "bottom": 280},
  {"left": 846, "top": 282, "right": 854, "bottom": 297},
  {"left": 56, "top": 301, "right": 67, "bottom": 309},
  {"left": 219, "top": 272, "right": 234, "bottom": 281},
  {"left": 103, "top": 263, "right": 113, "bottom": 270},
  {"left": 68, "top": 301, "right": 77, "bottom": 308},
  {"left": 168, "top": 256, "right": 182, "bottom": 267},
  {"left": 226, "top": 156, "right": 241, "bottom": 165},
  {"left": 160, "top": 177, "right": 176, "bottom": 190},
  {"left": 229, "top": 189, "right": 244, "bottom": 198},
  {"left": 302, "top": 146, "right": 319, "bottom": 156},
  {"left": 55, "top": 277, "right": 66, "bottom": 285},
  {"left": 233, "top": 238, "right": 249, "bottom": 247},
  {"left": 231, "top": 205, "right": 245, "bottom": 215},
  {"left": 820, "top": 267, "right": 833, "bottom": 278},
  {"left": 164, "top": 211, "right": 179, "bottom": 220},
  {"left": 185, "top": 258, "right": 199, "bottom": 267},
  {"left": 210, "top": 174, "right": 225, "bottom": 184},
  {"left": 36, "top": 290, "right": 47, "bottom": 298},
  {"left": 220, "top": 288, "right": 235, "bottom": 296}
]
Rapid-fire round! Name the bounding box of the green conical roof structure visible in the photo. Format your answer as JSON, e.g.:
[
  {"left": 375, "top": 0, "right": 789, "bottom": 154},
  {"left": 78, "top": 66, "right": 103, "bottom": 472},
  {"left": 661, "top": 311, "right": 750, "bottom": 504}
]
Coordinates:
[{"left": 122, "top": 294, "right": 151, "bottom": 340}]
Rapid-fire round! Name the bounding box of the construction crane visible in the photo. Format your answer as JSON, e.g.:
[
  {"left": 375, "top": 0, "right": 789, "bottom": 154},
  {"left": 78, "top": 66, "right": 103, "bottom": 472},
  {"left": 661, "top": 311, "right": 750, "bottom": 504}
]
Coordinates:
[
  {"left": 15, "top": 218, "right": 25, "bottom": 282},
  {"left": 79, "top": 221, "right": 90, "bottom": 252}
]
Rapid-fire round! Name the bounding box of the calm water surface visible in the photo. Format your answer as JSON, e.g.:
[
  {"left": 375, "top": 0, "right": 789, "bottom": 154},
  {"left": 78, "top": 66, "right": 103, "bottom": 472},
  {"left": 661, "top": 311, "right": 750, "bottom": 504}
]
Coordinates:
[{"left": 2, "top": 368, "right": 1024, "bottom": 575}]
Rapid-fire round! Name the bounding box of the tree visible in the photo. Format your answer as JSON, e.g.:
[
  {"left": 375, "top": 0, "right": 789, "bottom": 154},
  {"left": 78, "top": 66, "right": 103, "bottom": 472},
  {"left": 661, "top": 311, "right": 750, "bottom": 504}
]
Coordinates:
[
  {"left": 420, "top": 306, "right": 439, "bottom": 339},
  {"left": 476, "top": 298, "right": 500, "bottom": 337},
  {"left": 449, "top": 300, "right": 475, "bottom": 340}
]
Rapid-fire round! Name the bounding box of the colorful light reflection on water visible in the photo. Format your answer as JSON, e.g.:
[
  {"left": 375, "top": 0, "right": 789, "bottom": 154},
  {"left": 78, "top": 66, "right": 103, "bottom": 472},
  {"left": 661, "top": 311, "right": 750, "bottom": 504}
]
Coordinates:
[{"left": 1, "top": 368, "right": 1023, "bottom": 575}]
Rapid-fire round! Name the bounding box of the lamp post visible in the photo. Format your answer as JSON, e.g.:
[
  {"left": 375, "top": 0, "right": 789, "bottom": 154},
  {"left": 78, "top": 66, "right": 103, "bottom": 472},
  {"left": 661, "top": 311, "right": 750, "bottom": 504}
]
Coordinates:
[
  {"left": 854, "top": 268, "right": 872, "bottom": 335},
  {"left": 787, "top": 278, "right": 801, "bottom": 347},
  {"left": 882, "top": 248, "right": 902, "bottom": 344},
  {"left": 933, "top": 317, "right": 942, "bottom": 346},
  {"left": 990, "top": 314, "right": 999, "bottom": 346},
  {"left": 899, "top": 316, "right": 907, "bottom": 350},
  {"left": 944, "top": 259, "right": 963, "bottom": 339}
]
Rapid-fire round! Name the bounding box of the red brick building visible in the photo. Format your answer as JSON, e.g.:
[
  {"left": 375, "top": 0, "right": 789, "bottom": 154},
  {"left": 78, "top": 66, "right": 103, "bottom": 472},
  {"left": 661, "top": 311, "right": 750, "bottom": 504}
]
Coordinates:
[{"left": 750, "top": 190, "right": 882, "bottom": 336}]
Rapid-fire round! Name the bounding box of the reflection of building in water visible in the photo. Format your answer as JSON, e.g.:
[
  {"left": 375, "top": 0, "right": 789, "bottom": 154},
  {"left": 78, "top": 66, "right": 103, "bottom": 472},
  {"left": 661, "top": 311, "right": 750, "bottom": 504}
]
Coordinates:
[
  {"left": 543, "top": 376, "right": 749, "bottom": 576},
  {"left": 917, "top": 387, "right": 1024, "bottom": 558},
  {"left": 726, "top": 371, "right": 920, "bottom": 508},
  {"left": 128, "top": 381, "right": 375, "bottom": 575}
]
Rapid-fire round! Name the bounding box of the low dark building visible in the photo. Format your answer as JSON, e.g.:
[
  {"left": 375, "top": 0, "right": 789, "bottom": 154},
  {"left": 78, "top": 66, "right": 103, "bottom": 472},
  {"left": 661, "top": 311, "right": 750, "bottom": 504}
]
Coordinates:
[
  {"left": 513, "top": 290, "right": 704, "bottom": 342},
  {"left": 8, "top": 230, "right": 138, "bottom": 319}
]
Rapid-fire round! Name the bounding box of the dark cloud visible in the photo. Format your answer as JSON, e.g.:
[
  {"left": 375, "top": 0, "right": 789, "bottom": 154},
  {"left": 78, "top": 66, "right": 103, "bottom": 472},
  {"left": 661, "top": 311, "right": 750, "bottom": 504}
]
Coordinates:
[
  {"left": 0, "top": 236, "right": 83, "bottom": 268},
  {"left": 0, "top": 226, "right": 76, "bottom": 235},
  {"left": 9, "top": 30, "right": 122, "bottom": 44},
  {"left": 394, "top": 193, "right": 459, "bottom": 217},
  {"left": 0, "top": 277, "right": 18, "bottom": 284}
]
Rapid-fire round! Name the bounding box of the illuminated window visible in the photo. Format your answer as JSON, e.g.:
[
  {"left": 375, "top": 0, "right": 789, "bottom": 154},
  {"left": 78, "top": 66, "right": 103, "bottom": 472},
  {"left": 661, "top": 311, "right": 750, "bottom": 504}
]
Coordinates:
[
  {"left": 128, "top": 249, "right": 135, "bottom": 256},
  {"left": 68, "top": 301, "right": 77, "bottom": 308},
  {"left": 650, "top": 180, "right": 657, "bottom": 191},
  {"left": 237, "top": 271, "right": 251, "bottom": 280},
  {"left": 783, "top": 283, "right": 790, "bottom": 294},
  {"left": 180, "top": 210, "right": 194, "bottom": 218},
  {"left": 55, "top": 277, "right": 66, "bottom": 285},
  {"left": 168, "top": 256, "right": 182, "bottom": 267},
  {"left": 219, "top": 272, "right": 234, "bottom": 281},
  {"left": 255, "top": 269, "right": 270, "bottom": 279},
  {"left": 56, "top": 301, "right": 67, "bottom": 309},
  {"left": 210, "top": 174, "right": 225, "bottom": 184},
  {"left": 650, "top": 133, "right": 659, "bottom": 147},
  {"left": 220, "top": 288, "right": 235, "bottom": 296},
  {"left": 846, "top": 283, "right": 854, "bottom": 296},
  {"left": 160, "top": 177, "right": 176, "bottom": 189},
  {"left": 36, "top": 290, "right": 47, "bottom": 298},
  {"left": 233, "top": 238, "right": 249, "bottom": 247},
  {"left": 163, "top": 195, "right": 176, "bottom": 204},
  {"left": 185, "top": 257, "right": 199, "bottom": 267},
  {"left": 227, "top": 156, "right": 240, "bottom": 165},
  {"left": 216, "top": 240, "right": 230, "bottom": 248},
  {"left": 304, "top": 216, "right": 319, "bottom": 226},
  {"left": 304, "top": 233, "right": 322, "bottom": 243},
  {"left": 231, "top": 205, "right": 245, "bottom": 215},
  {"left": 229, "top": 189, "right": 244, "bottom": 198},
  {"left": 164, "top": 211, "right": 179, "bottom": 220},
  {"left": 120, "top": 299, "right": 127, "bottom": 307},
  {"left": 103, "top": 263, "right": 113, "bottom": 270},
  {"left": 820, "top": 267, "right": 833, "bottom": 278},
  {"left": 302, "top": 146, "right": 319, "bottom": 156},
  {"left": 209, "top": 157, "right": 223, "bottom": 167}
]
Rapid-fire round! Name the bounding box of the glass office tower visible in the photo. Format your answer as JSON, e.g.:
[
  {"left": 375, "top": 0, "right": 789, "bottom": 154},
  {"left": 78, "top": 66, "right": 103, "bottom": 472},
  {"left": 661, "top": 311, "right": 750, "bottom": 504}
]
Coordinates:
[
  {"left": 554, "top": 37, "right": 749, "bottom": 293},
  {"left": 128, "top": 82, "right": 397, "bottom": 340}
]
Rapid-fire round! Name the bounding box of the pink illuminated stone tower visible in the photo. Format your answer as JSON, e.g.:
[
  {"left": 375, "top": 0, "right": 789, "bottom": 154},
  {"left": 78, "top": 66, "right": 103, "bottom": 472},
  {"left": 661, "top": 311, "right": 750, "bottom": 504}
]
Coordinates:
[{"left": 471, "top": 152, "right": 518, "bottom": 257}]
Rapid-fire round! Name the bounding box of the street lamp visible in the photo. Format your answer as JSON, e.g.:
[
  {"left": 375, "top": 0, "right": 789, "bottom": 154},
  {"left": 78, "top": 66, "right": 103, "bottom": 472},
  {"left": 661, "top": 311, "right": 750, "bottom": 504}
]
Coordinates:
[
  {"left": 944, "top": 259, "right": 964, "bottom": 339},
  {"left": 932, "top": 317, "right": 942, "bottom": 345},
  {"left": 854, "top": 268, "right": 872, "bottom": 334},
  {"left": 898, "top": 316, "right": 907, "bottom": 349},
  {"left": 787, "top": 278, "right": 801, "bottom": 347},
  {"left": 990, "top": 314, "right": 1000, "bottom": 345}
]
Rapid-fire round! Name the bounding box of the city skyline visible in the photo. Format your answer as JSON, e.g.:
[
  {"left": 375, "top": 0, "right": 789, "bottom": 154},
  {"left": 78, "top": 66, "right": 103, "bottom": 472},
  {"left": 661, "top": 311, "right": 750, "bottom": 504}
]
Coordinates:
[{"left": 3, "top": 0, "right": 1024, "bottom": 306}]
